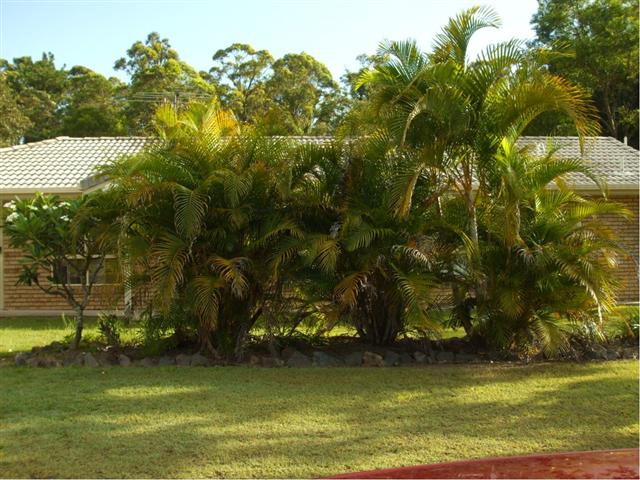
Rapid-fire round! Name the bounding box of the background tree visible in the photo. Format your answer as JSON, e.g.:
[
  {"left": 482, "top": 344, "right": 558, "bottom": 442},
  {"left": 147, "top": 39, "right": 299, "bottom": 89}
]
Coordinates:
[
  {"left": 0, "top": 73, "right": 31, "bottom": 146},
  {"left": 0, "top": 53, "right": 67, "bottom": 142},
  {"left": 261, "top": 53, "right": 346, "bottom": 135},
  {"left": 208, "top": 43, "right": 272, "bottom": 124},
  {"left": 4, "top": 192, "right": 121, "bottom": 349},
  {"left": 530, "top": 0, "right": 639, "bottom": 147},
  {"left": 58, "top": 66, "right": 126, "bottom": 137},
  {"left": 115, "top": 32, "right": 215, "bottom": 133}
]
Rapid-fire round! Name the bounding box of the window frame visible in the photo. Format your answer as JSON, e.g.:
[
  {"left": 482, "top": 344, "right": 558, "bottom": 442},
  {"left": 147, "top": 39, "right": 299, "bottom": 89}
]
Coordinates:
[{"left": 51, "top": 255, "right": 120, "bottom": 286}]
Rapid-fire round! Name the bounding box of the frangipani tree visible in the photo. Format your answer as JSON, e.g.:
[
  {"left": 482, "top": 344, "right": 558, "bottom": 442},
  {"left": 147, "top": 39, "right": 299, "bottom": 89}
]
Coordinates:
[{"left": 4, "top": 192, "right": 121, "bottom": 348}]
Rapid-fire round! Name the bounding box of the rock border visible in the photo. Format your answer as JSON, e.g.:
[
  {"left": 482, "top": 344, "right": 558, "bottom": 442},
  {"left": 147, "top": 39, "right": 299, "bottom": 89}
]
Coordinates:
[{"left": 12, "top": 344, "right": 639, "bottom": 368}]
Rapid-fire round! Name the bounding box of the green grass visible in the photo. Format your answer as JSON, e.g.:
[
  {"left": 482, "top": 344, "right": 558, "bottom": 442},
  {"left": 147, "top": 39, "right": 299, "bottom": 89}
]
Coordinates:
[
  {"left": 1, "top": 362, "right": 638, "bottom": 478},
  {"left": 0, "top": 316, "right": 142, "bottom": 357}
]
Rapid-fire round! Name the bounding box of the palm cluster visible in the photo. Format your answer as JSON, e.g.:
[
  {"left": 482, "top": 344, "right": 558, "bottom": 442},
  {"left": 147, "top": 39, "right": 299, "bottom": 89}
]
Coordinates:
[{"left": 104, "top": 7, "right": 628, "bottom": 358}]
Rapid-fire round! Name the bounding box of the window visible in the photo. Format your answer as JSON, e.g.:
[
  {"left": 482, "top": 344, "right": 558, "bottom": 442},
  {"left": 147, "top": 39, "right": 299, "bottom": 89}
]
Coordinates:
[{"left": 52, "top": 257, "right": 119, "bottom": 285}]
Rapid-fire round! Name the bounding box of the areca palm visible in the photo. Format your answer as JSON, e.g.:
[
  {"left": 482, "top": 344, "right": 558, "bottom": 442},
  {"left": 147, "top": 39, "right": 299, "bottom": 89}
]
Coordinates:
[
  {"left": 358, "top": 6, "right": 623, "bottom": 353},
  {"left": 294, "top": 139, "right": 445, "bottom": 345},
  {"left": 466, "top": 138, "right": 629, "bottom": 353},
  {"left": 104, "top": 102, "right": 305, "bottom": 359}
]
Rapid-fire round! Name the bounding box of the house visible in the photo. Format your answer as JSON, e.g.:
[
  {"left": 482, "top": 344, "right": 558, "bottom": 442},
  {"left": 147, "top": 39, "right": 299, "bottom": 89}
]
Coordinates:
[{"left": 0, "top": 135, "right": 638, "bottom": 316}]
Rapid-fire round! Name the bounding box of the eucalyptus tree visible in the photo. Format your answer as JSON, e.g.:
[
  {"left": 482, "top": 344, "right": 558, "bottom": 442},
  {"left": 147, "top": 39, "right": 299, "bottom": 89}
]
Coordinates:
[
  {"left": 0, "top": 53, "right": 67, "bottom": 142},
  {"left": 262, "top": 53, "right": 346, "bottom": 135},
  {"left": 209, "top": 43, "right": 273, "bottom": 124},
  {"left": 115, "top": 32, "right": 215, "bottom": 133}
]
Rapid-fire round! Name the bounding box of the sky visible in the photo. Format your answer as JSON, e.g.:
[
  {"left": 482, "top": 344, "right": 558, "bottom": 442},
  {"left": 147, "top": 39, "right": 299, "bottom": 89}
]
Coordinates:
[{"left": 0, "top": 0, "right": 539, "bottom": 82}]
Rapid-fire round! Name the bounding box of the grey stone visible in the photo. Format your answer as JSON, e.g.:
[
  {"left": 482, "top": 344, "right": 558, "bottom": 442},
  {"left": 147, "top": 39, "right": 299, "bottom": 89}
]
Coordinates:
[
  {"left": 436, "top": 351, "right": 455, "bottom": 363},
  {"left": 26, "top": 357, "right": 41, "bottom": 367},
  {"left": 176, "top": 353, "right": 191, "bottom": 366},
  {"left": 286, "top": 351, "right": 312, "bottom": 367},
  {"left": 118, "top": 354, "right": 132, "bottom": 367},
  {"left": 14, "top": 352, "right": 29, "bottom": 366},
  {"left": 83, "top": 352, "right": 100, "bottom": 367},
  {"left": 344, "top": 351, "right": 363, "bottom": 367},
  {"left": 413, "top": 351, "right": 427, "bottom": 363},
  {"left": 384, "top": 350, "right": 401, "bottom": 366},
  {"left": 456, "top": 353, "right": 479, "bottom": 363},
  {"left": 158, "top": 356, "right": 176, "bottom": 366},
  {"left": 398, "top": 352, "right": 413, "bottom": 365},
  {"left": 137, "top": 357, "right": 156, "bottom": 367},
  {"left": 96, "top": 352, "right": 116, "bottom": 367},
  {"left": 40, "top": 355, "right": 62, "bottom": 367},
  {"left": 281, "top": 347, "right": 299, "bottom": 360},
  {"left": 362, "top": 351, "right": 385, "bottom": 367},
  {"left": 261, "top": 356, "right": 284, "bottom": 367},
  {"left": 312, "top": 351, "right": 343, "bottom": 367},
  {"left": 622, "top": 347, "right": 639, "bottom": 359},
  {"left": 63, "top": 354, "right": 83, "bottom": 367},
  {"left": 605, "top": 349, "right": 620, "bottom": 360},
  {"left": 48, "top": 341, "right": 65, "bottom": 352},
  {"left": 190, "top": 353, "right": 210, "bottom": 367},
  {"left": 247, "top": 354, "right": 261, "bottom": 366}
]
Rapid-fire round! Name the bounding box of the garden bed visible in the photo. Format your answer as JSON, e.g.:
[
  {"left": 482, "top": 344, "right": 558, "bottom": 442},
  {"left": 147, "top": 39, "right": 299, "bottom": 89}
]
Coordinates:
[{"left": 11, "top": 335, "right": 639, "bottom": 368}]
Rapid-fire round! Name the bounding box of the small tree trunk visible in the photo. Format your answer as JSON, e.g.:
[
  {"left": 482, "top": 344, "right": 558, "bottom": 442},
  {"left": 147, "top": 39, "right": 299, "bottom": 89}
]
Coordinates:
[{"left": 72, "top": 307, "right": 84, "bottom": 350}]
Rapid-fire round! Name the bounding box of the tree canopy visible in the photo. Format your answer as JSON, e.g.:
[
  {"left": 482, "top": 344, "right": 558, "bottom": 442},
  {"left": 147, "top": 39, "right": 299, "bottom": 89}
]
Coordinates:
[{"left": 530, "top": 0, "right": 639, "bottom": 147}]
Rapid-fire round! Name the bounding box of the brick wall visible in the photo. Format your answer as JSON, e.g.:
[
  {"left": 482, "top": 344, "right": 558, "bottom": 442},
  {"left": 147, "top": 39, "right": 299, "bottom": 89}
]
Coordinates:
[
  {"left": 597, "top": 195, "right": 639, "bottom": 303},
  {"left": 1, "top": 232, "right": 125, "bottom": 312}
]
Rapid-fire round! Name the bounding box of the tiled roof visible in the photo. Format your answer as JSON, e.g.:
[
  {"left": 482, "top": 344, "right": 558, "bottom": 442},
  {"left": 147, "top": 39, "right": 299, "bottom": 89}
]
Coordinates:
[
  {"left": 517, "top": 136, "right": 639, "bottom": 190},
  {"left": 0, "top": 136, "right": 150, "bottom": 193},
  {"left": 0, "top": 135, "right": 637, "bottom": 194}
]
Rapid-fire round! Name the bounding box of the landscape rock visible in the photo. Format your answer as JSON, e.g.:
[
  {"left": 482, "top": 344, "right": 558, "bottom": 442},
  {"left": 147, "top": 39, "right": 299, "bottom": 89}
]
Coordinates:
[
  {"left": 398, "top": 352, "right": 413, "bottom": 365},
  {"left": 413, "top": 351, "right": 427, "bottom": 363},
  {"left": 362, "top": 351, "right": 385, "bottom": 367},
  {"left": 118, "top": 354, "right": 132, "bottom": 367},
  {"left": 47, "top": 341, "right": 65, "bottom": 353},
  {"left": 83, "top": 352, "right": 100, "bottom": 367},
  {"left": 14, "top": 352, "right": 29, "bottom": 366},
  {"left": 190, "top": 353, "right": 210, "bottom": 367},
  {"left": 586, "top": 344, "right": 608, "bottom": 360},
  {"left": 26, "top": 356, "right": 41, "bottom": 367},
  {"left": 605, "top": 349, "right": 620, "bottom": 361},
  {"left": 622, "top": 347, "right": 638, "bottom": 359},
  {"left": 96, "top": 352, "right": 116, "bottom": 367},
  {"left": 138, "top": 357, "right": 156, "bottom": 367},
  {"left": 261, "top": 356, "right": 284, "bottom": 367},
  {"left": 280, "top": 347, "right": 300, "bottom": 361},
  {"left": 176, "top": 353, "right": 191, "bottom": 366},
  {"left": 40, "top": 355, "right": 62, "bottom": 367},
  {"left": 436, "top": 351, "right": 455, "bottom": 363},
  {"left": 158, "top": 356, "right": 176, "bottom": 366},
  {"left": 312, "top": 351, "right": 343, "bottom": 367},
  {"left": 384, "top": 350, "right": 401, "bottom": 366},
  {"left": 62, "top": 353, "right": 83, "bottom": 367},
  {"left": 446, "top": 337, "right": 467, "bottom": 352},
  {"left": 286, "top": 351, "right": 312, "bottom": 367},
  {"left": 247, "top": 354, "right": 261, "bottom": 366},
  {"left": 344, "top": 351, "right": 363, "bottom": 366},
  {"left": 456, "top": 353, "right": 479, "bottom": 363}
]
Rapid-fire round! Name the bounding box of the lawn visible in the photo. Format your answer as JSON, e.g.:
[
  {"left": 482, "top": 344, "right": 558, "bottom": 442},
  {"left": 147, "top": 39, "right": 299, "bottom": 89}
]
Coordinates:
[
  {"left": 1, "top": 361, "right": 638, "bottom": 478},
  {"left": 0, "top": 316, "right": 141, "bottom": 357}
]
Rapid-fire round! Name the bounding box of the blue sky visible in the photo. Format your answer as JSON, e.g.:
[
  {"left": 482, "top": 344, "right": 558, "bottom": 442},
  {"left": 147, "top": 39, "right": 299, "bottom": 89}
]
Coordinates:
[{"left": 0, "top": 0, "right": 538, "bottom": 81}]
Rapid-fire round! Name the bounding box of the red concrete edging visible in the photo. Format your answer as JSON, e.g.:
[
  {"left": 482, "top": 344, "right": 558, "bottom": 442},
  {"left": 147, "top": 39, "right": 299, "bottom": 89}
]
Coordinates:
[{"left": 325, "top": 448, "right": 640, "bottom": 479}]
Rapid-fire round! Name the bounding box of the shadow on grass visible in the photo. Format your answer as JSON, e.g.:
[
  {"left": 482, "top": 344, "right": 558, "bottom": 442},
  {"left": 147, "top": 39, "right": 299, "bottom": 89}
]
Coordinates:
[{"left": 1, "top": 362, "right": 638, "bottom": 478}]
